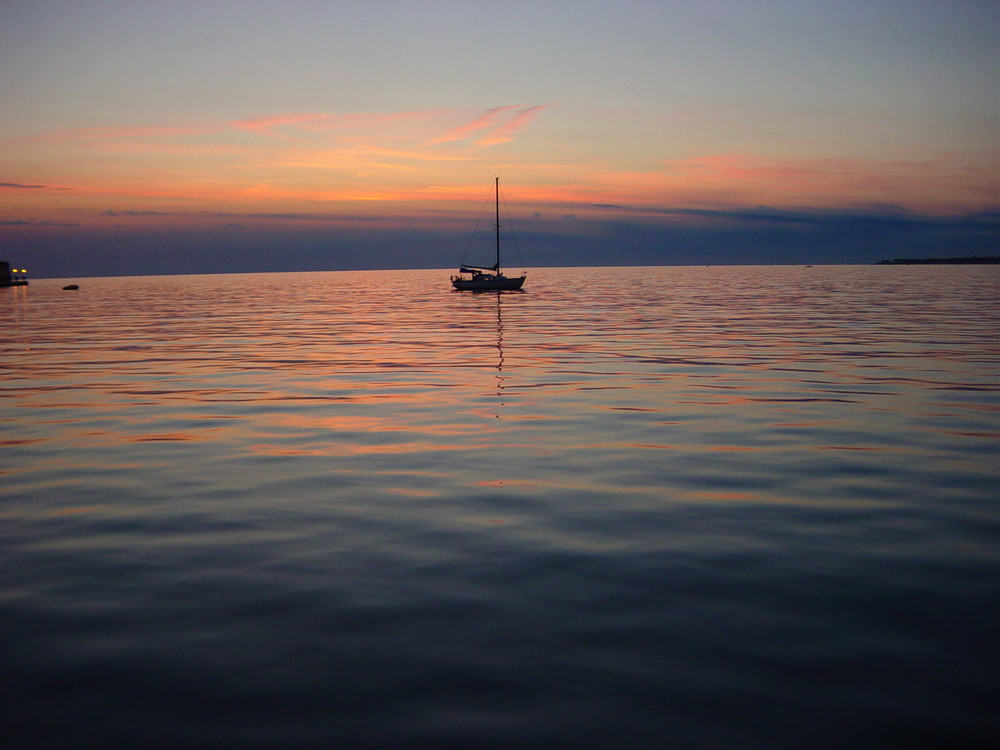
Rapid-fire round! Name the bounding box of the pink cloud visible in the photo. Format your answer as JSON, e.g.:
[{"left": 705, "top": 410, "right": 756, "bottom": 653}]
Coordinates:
[
  {"left": 12, "top": 124, "right": 214, "bottom": 146},
  {"left": 425, "top": 104, "right": 550, "bottom": 147},
  {"left": 10, "top": 106, "right": 550, "bottom": 159},
  {"left": 474, "top": 104, "right": 550, "bottom": 147},
  {"left": 424, "top": 105, "right": 521, "bottom": 146},
  {"left": 655, "top": 151, "right": 1000, "bottom": 212},
  {"left": 230, "top": 113, "right": 334, "bottom": 137}
]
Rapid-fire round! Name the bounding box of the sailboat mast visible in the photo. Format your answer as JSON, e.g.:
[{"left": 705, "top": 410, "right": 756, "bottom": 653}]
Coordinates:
[{"left": 495, "top": 176, "right": 500, "bottom": 272}]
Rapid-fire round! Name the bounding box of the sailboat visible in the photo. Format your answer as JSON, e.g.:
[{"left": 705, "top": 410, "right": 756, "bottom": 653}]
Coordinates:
[{"left": 451, "top": 177, "right": 527, "bottom": 291}]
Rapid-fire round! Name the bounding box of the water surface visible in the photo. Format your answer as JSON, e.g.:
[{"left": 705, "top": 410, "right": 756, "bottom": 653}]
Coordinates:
[{"left": 3, "top": 266, "right": 998, "bottom": 748}]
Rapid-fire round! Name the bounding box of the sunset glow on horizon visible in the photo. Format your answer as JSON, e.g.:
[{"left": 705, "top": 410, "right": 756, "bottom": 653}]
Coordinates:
[{"left": 2, "top": 1, "right": 997, "bottom": 275}]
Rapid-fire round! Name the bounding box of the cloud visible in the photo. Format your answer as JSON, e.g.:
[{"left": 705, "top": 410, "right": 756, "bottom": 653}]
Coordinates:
[
  {"left": 209, "top": 211, "right": 342, "bottom": 222},
  {"left": 426, "top": 104, "right": 550, "bottom": 147},
  {"left": 11, "top": 111, "right": 450, "bottom": 149},
  {"left": 588, "top": 202, "right": 971, "bottom": 229},
  {"left": 576, "top": 150, "right": 1000, "bottom": 215},
  {"left": 13, "top": 124, "right": 213, "bottom": 146},
  {"left": 0, "top": 218, "right": 76, "bottom": 226},
  {"left": 6, "top": 106, "right": 551, "bottom": 186},
  {"left": 474, "top": 104, "right": 550, "bottom": 147},
  {"left": 104, "top": 209, "right": 178, "bottom": 217},
  {"left": 230, "top": 113, "right": 334, "bottom": 138},
  {"left": 424, "top": 105, "right": 521, "bottom": 146},
  {"left": 12, "top": 201, "right": 999, "bottom": 279}
]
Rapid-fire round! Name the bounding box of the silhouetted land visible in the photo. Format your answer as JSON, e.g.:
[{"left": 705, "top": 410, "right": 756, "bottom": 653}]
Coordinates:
[{"left": 878, "top": 257, "right": 999, "bottom": 265}]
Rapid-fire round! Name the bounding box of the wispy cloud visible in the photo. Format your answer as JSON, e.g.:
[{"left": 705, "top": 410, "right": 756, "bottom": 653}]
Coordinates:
[
  {"left": 7, "top": 105, "right": 551, "bottom": 169},
  {"left": 592, "top": 151, "right": 1000, "bottom": 214},
  {"left": 426, "top": 104, "right": 551, "bottom": 147},
  {"left": 104, "top": 209, "right": 178, "bottom": 217},
  {"left": 474, "top": 105, "right": 550, "bottom": 147},
  {"left": 1, "top": 181, "right": 48, "bottom": 189},
  {"left": 12, "top": 124, "right": 213, "bottom": 146},
  {"left": 0, "top": 218, "right": 76, "bottom": 226},
  {"left": 425, "top": 105, "right": 522, "bottom": 146},
  {"left": 230, "top": 113, "right": 334, "bottom": 138}
]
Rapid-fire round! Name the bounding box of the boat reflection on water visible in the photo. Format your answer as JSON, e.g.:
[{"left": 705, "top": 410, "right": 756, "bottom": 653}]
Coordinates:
[{"left": 495, "top": 291, "right": 506, "bottom": 415}]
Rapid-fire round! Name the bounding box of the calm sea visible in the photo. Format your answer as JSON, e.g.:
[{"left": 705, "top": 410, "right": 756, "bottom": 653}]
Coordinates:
[{"left": 2, "top": 266, "right": 998, "bottom": 749}]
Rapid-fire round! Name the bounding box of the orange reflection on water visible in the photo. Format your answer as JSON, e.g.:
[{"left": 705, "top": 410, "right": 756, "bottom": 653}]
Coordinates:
[
  {"left": 813, "top": 445, "right": 883, "bottom": 452},
  {"left": 386, "top": 487, "right": 440, "bottom": 498},
  {"left": 262, "top": 411, "right": 483, "bottom": 438},
  {"left": 686, "top": 492, "right": 757, "bottom": 502},
  {"left": 127, "top": 433, "right": 208, "bottom": 442},
  {"left": 352, "top": 441, "right": 480, "bottom": 455},
  {"left": 474, "top": 480, "right": 537, "bottom": 488},
  {"left": 247, "top": 444, "right": 331, "bottom": 456},
  {"left": 48, "top": 506, "right": 102, "bottom": 516}
]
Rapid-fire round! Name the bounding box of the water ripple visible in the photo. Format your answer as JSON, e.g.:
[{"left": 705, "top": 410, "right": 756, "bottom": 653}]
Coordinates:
[{"left": 2, "top": 266, "right": 998, "bottom": 748}]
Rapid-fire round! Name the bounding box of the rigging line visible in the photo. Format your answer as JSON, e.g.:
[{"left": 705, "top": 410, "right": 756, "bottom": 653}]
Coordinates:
[
  {"left": 459, "top": 186, "right": 496, "bottom": 267},
  {"left": 498, "top": 180, "right": 526, "bottom": 272}
]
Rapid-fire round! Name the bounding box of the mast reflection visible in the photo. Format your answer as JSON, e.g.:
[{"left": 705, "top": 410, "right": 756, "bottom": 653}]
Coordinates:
[{"left": 495, "top": 290, "right": 505, "bottom": 415}]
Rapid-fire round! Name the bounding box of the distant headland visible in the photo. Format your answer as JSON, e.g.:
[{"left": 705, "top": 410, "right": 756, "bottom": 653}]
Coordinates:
[{"left": 877, "top": 256, "right": 1000, "bottom": 265}]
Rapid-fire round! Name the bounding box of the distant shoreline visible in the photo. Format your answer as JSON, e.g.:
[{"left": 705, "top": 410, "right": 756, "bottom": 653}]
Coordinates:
[
  {"left": 13, "top": 261, "right": 1000, "bottom": 280},
  {"left": 877, "top": 257, "right": 1000, "bottom": 265}
]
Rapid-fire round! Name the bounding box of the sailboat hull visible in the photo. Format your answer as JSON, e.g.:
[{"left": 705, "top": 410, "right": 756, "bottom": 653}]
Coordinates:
[{"left": 451, "top": 274, "right": 526, "bottom": 291}]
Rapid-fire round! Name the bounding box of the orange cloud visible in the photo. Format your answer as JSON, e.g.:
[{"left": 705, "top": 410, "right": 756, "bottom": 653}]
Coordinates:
[
  {"left": 10, "top": 123, "right": 215, "bottom": 146},
  {"left": 657, "top": 151, "right": 1000, "bottom": 212},
  {"left": 8, "top": 105, "right": 551, "bottom": 170},
  {"left": 9, "top": 102, "right": 990, "bottom": 227}
]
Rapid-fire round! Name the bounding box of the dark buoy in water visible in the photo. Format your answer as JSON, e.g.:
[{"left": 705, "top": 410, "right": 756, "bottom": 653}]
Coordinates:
[{"left": 63, "top": 284, "right": 79, "bottom": 290}]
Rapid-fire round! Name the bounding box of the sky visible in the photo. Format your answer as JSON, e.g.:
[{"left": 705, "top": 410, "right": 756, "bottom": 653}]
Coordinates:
[{"left": 1, "top": 0, "right": 997, "bottom": 277}]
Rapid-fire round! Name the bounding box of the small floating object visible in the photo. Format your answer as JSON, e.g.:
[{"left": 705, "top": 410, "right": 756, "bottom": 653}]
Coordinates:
[{"left": 63, "top": 284, "right": 79, "bottom": 290}]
